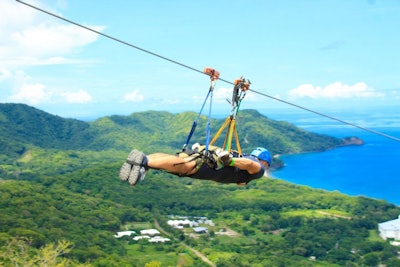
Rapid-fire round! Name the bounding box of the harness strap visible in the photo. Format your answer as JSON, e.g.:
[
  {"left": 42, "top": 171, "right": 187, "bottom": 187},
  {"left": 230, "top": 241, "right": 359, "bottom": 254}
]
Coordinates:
[
  {"left": 175, "top": 144, "right": 225, "bottom": 172},
  {"left": 183, "top": 73, "right": 218, "bottom": 151},
  {"left": 174, "top": 150, "right": 204, "bottom": 176},
  {"left": 182, "top": 89, "right": 211, "bottom": 150},
  {"left": 205, "top": 86, "right": 213, "bottom": 151}
]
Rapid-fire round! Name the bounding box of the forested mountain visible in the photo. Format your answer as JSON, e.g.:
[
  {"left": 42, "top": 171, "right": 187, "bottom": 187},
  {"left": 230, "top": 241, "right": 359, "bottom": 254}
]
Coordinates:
[
  {"left": 0, "top": 103, "right": 343, "bottom": 159},
  {"left": 0, "top": 103, "right": 92, "bottom": 160},
  {"left": 0, "top": 103, "right": 399, "bottom": 267}
]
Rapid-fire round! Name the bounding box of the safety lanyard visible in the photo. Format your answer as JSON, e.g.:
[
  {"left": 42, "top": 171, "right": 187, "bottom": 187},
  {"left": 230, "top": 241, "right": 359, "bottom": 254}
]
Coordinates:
[{"left": 182, "top": 68, "right": 219, "bottom": 151}]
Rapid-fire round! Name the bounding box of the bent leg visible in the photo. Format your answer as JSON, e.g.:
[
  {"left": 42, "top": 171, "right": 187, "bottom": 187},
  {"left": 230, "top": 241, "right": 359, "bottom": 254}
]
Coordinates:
[{"left": 147, "top": 153, "right": 198, "bottom": 176}]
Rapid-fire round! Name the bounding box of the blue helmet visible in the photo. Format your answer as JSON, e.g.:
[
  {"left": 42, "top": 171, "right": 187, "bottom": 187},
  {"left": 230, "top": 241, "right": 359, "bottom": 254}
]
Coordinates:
[{"left": 250, "top": 147, "right": 272, "bottom": 165}]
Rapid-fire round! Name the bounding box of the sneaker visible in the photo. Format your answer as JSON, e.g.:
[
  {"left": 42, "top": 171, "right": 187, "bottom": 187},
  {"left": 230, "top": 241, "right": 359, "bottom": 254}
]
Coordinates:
[{"left": 119, "top": 149, "right": 147, "bottom": 185}]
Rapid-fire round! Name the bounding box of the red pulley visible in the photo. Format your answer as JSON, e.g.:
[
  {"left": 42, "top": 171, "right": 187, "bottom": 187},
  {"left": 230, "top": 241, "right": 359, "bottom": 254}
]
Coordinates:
[{"left": 203, "top": 67, "right": 220, "bottom": 81}]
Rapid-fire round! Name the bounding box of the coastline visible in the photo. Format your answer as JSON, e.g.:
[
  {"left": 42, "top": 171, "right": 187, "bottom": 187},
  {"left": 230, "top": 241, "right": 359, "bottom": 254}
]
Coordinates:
[
  {"left": 272, "top": 136, "right": 364, "bottom": 171},
  {"left": 271, "top": 133, "right": 400, "bottom": 206}
]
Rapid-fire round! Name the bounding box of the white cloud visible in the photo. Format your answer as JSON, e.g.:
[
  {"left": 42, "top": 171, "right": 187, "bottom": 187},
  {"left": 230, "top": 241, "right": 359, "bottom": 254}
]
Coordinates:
[
  {"left": 9, "top": 82, "right": 52, "bottom": 105},
  {"left": 11, "top": 23, "right": 101, "bottom": 57},
  {"left": 7, "top": 70, "right": 51, "bottom": 105},
  {"left": 213, "top": 87, "right": 231, "bottom": 101},
  {"left": 210, "top": 87, "right": 230, "bottom": 104},
  {"left": 0, "top": 0, "right": 103, "bottom": 68},
  {"left": 6, "top": 71, "right": 92, "bottom": 105},
  {"left": 0, "top": 1, "right": 102, "bottom": 107},
  {"left": 62, "top": 90, "right": 92, "bottom": 103},
  {"left": 123, "top": 90, "right": 145, "bottom": 102},
  {"left": 0, "top": 68, "right": 12, "bottom": 81},
  {"left": 288, "top": 82, "right": 384, "bottom": 99}
]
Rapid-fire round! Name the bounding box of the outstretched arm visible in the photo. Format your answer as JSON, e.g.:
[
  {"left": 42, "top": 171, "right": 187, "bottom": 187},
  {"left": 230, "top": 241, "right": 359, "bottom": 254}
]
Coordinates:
[{"left": 230, "top": 157, "right": 263, "bottom": 174}]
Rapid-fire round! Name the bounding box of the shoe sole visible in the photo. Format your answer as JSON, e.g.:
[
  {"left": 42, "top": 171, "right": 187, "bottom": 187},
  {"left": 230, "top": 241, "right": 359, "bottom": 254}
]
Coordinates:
[{"left": 119, "top": 149, "right": 145, "bottom": 185}]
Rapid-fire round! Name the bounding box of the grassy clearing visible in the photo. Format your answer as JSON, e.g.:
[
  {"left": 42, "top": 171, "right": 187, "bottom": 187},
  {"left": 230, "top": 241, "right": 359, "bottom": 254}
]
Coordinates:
[
  {"left": 122, "top": 221, "right": 153, "bottom": 231},
  {"left": 125, "top": 243, "right": 180, "bottom": 266},
  {"left": 18, "top": 151, "right": 32, "bottom": 163},
  {"left": 281, "top": 209, "right": 352, "bottom": 219},
  {"left": 368, "top": 229, "right": 383, "bottom": 242}
]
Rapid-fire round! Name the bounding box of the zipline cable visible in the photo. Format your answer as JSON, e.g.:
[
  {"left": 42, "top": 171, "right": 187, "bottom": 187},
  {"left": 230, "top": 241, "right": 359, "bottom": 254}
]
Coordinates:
[
  {"left": 16, "top": 0, "right": 400, "bottom": 143},
  {"left": 250, "top": 89, "right": 400, "bottom": 142}
]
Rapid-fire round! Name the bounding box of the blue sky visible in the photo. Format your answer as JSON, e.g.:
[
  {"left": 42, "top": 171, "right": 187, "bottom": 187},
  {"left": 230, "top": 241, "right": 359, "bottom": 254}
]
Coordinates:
[{"left": 1, "top": 0, "right": 400, "bottom": 121}]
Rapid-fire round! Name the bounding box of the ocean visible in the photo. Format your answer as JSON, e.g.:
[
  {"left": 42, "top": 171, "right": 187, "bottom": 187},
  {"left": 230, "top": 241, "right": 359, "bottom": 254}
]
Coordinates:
[{"left": 268, "top": 111, "right": 400, "bottom": 206}]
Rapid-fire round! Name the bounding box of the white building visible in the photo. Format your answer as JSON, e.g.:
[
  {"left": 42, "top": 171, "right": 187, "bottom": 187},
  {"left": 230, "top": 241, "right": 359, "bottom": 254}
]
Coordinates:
[
  {"left": 114, "top": 231, "right": 136, "bottom": 238},
  {"left": 193, "top": 227, "right": 208, "bottom": 234},
  {"left": 140, "top": 229, "right": 160, "bottom": 236},
  {"left": 167, "top": 219, "right": 199, "bottom": 229},
  {"left": 149, "top": 236, "right": 170, "bottom": 243},
  {"left": 378, "top": 215, "right": 400, "bottom": 240},
  {"left": 133, "top": 235, "right": 150, "bottom": 241}
]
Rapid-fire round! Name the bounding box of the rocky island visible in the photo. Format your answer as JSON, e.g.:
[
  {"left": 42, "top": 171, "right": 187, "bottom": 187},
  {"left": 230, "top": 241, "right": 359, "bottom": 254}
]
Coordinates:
[{"left": 340, "top": 136, "right": 365, "bottom": 146}]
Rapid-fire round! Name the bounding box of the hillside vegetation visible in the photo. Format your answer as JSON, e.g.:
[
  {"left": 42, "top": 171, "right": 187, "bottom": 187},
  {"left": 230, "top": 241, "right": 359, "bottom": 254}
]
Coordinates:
[{"left": 0, "top": 103, "right": 399, "bottom": 267}]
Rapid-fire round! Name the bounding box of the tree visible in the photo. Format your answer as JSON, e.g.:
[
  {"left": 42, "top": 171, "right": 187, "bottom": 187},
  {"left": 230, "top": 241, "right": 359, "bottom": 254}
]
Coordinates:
[
  {"left": 0, "top": 237, "right": 92, "bottom": 267},
  {"left": 363, "top": 252, "right": 380, "bottom": 267},
  {"left": 386, "top": 258, "right": 400, "bottom": 267}
]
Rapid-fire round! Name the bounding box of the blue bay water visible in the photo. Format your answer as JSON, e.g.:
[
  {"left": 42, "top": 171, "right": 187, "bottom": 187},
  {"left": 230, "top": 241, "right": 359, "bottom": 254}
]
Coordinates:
[{"left": 270, "top": 116, "right": 400, "bottom": 206}]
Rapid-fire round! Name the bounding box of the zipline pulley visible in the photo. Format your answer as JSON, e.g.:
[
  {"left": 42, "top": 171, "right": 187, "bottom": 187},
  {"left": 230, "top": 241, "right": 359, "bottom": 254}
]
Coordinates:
[
  {"left": 203, "top": 67, "right": 220, "bottom": 82},
  {"left": 210, "top": 76, "right": 251, "bottom": 155},
  {"left": 230, "top": 77, "right": 250, "bottom": 109}
]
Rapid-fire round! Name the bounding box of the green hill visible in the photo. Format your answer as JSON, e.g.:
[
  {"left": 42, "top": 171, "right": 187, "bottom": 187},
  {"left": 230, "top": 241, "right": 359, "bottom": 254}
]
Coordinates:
[
  {"left": 0, "top": 103, "right": 92, "bottom": 160},
  {"left": 0, "top": 103, "right": 343, "bottom": 165},
  {"left": 0, "top": 103, "right": 399, "bottom": 267}
]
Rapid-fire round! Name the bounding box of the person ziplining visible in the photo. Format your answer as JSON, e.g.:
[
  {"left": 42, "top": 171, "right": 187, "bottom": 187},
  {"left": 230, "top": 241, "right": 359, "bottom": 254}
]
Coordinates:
[
  {"left": 119, "top": 69, "right": 272, "bottom": 186},
  {"left": 16, "top": 0, "right": 400, "bottom": 188},
  {"left": 119, "top": 145, "right": 271, "bottom": 186}
]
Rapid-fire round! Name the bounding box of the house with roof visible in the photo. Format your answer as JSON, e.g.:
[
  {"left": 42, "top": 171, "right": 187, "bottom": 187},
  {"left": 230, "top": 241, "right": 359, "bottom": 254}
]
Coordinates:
[
  {"left": 114, "top": 231, "right": 136, "bottom": 238},
  {"left": 167, "top": 219, "right": 199, "bottom": 229},
  {"left": 140, "top": 229, "right": 160, "bottom": 236},
  {"left": 149, "top": 236, "right": 170, "bottom": 243},
  {"left": 193, "top": 227, "right": 208, "bottom": 234},
  {"left": 378, "top": 215, "right": 400, "bottom": 240}
]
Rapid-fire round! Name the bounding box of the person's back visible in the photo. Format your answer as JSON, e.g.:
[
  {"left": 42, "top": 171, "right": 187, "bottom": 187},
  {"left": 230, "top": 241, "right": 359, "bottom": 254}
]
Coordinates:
[{"left": 189, "top": 155, "right": 265, "bottom": 184}]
